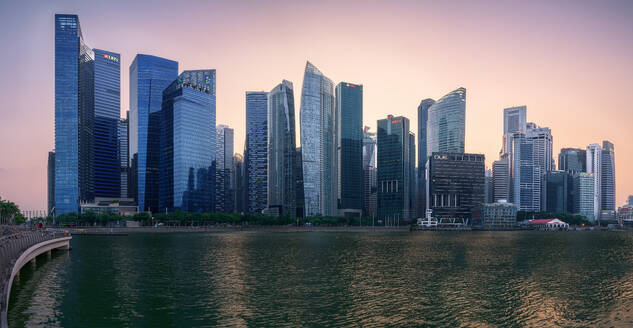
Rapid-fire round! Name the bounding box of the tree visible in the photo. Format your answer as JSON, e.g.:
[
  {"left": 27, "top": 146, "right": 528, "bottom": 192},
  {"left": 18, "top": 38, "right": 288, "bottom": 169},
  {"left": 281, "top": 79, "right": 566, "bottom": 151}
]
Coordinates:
[{"left": 0, "top": 196, "right": 22, "bottom": 225}]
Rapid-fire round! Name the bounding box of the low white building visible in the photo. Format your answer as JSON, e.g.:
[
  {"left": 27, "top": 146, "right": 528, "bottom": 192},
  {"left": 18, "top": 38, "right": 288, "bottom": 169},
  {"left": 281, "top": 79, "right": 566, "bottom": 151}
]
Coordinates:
[{"left": 529, "top": 218, "right": 569, "bottom": 230}]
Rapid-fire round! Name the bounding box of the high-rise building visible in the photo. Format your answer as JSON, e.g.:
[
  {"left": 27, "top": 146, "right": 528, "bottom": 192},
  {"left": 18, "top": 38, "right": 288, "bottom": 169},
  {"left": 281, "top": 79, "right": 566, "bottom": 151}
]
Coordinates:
[
  {"left": 573, "top": 172, "right": 595, "bottom": 222},
  {"left": 300, "top": 61, "right": 336, "bottom": 217},
  {"left": 427, "top": 152, "right": 485, "bottom": 221},
  {"left": 335, "top": 82, "right": 363, "bottom": 217},
  {"left": 601, "top": 141, "right": 616, "bottom": 220},
  {"left": 628, "top": 195, "right": 633, "bottom": 206},
  {"left": 511, "top": 133, "right": 542, "bottom": 211},
  {"left": 426, "top": 88, "right": 466, "bottom": 159},
  {"left": 93, "top": 49, "right": 121, "bottom": 198},
  {"left": 362, "top": 127, "right": 377, "bottom": 218},
  {"left": 129, "top": 54, "right": 178, "bottom": 212},
  {"left": 377, "top": 115, "right": 415, "bottom": 222},
  {"left": 158, "top": 70, "right": 216, "bottom": 212},
  {"left": 54, "top": 14, "right": 94, "bottom": 214},
  {"left": 267, "top": 80, "right": 300, "bottom": 217},
  {"left": 526, "top": 123, "right": 554, "bottom": 173},
  {"left": 119, "top": 116, "right": 129, "bottom": 198},
  {"left": 492, "top": 156, "right": 510, "bottom": 202},
  {"left": 233, "top": 154, "right": 246, "bottom": 214},
  {"left": 485, "top": 169, "right": 494, "bottom": 203},
  {"left": 502, "top": 106, "right": 527, "bottom": 155},
  {"left": 417, "top": 98, "right": 435, "bottom": 217},
  {"left": 295, "top": 147, "right": 305, "bottom": 218},
  {"left": 48, "top": 151, "right": 55, "bottom": 216},
  {"left": 558, "top": 148, "right": 586, "bottom": 173},
  {"left": 216, "top": 125, "right": 234, "bottom": 212},
  {"left": 586, "top": 143, "right": 602, "bottom": 220},
  {"left": 543, "top": 171, "right": 571, "bottom": 213},
  {"left": 244, "top": 91, "right": 268, "bottom": 214}
]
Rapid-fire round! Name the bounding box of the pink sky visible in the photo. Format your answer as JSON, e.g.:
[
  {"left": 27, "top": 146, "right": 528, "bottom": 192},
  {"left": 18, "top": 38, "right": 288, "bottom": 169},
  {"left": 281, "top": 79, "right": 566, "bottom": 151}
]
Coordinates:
[{"left": 0, "top": 0, "right": 631, "bottom": 212}]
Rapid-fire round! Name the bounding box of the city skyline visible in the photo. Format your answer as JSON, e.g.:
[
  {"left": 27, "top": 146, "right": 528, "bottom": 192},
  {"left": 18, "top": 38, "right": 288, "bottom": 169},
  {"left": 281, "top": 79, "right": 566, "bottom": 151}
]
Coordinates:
[{"left": 1, "top": 1, "right": 633, "bottom": 211}]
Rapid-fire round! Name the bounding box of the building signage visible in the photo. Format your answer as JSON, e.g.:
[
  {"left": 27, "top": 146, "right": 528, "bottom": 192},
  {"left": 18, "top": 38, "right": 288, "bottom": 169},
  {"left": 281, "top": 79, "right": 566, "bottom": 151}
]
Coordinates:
[
  {"left": 103, "top": 54, "right": 119, "bottom": 62},
  {"left": 434, "top": 154, "right": 448, "bottom": 160},
  {"left": 391, "top": 119, "right": 401, "bottom": 124}
]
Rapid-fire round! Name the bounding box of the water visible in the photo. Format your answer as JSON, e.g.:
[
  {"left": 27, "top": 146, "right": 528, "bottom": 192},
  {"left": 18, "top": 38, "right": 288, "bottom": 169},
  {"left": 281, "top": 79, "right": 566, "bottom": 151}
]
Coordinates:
[{"left": 8, "top": 231, "right": 633, "bottom": 327}]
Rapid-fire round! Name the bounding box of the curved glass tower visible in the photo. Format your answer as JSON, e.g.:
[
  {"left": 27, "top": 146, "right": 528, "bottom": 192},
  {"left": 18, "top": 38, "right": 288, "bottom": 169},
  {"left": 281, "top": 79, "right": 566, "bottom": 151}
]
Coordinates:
[
  {"left": 426, "top": 88, "right": 466, "bottom": 159},
  {"left": 300, "top": 61, "right": 336, "bottom": 217}
]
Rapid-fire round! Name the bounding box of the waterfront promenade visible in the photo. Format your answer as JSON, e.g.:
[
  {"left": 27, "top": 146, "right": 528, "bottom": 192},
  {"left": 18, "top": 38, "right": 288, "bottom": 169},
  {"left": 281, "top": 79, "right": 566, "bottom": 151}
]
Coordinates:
[
  {"left": 68, "top": 225, "right": 411, "bottom": 235},
  {"left": 0, "top": 227, "right": 71, "bottom": 328}
]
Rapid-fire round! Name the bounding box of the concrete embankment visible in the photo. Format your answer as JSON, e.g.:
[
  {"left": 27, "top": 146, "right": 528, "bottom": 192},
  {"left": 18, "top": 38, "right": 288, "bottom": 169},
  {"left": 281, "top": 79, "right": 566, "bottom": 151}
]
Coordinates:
[{"left": 69, "top": 225, "right": 411, "bottom": 235}]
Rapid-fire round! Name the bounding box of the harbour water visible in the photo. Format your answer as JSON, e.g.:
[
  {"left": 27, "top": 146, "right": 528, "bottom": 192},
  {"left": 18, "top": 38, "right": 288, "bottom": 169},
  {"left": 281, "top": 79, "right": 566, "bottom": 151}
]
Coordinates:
[{"left": 8, "top": 231, "right": 633, "bottom": 327}]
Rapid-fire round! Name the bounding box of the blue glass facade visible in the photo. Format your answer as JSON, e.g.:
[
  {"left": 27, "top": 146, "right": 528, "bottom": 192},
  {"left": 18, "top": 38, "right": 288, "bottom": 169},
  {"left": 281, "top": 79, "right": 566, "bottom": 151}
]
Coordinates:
[
  {"left": 335, "top": 82, "right": 363, "bottom": 215},
  {"left": 55, "top": 14, "right": 89, "bottom": 214},
  {"left": 417, "top": 98, "right": 435, "bottom": 216},
  {"left": 300, "top": 62, "right": 336, "bottom": 217},
  {"left": 245, "top": 92, "right": 268, "bottom": 214},
  {"left": 129, "top": 54, "right": 178, "bottom": 212},
  {"left": 159, "top": 70, "right": 216, "bottom": 212},
  {"left": 426, "top": 88, "right": 466, "bottom": 158},
  {"left": 93, "top": 49, "right": 121, "bottom": 197}
]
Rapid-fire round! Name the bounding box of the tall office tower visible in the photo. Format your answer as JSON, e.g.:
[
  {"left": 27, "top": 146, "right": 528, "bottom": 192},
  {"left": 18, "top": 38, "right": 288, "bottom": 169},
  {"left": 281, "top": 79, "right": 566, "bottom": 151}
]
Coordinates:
[
  {"left": 485, "top": 169, "right": 494, "bottom": 203},
  {"left": 233, "top": 154, "right": 246, "bottom": 214},
  {"left": 502, "top": 106, "right": 527, "bottom": 155},
  {"left": 93, "top": 49, "right": 121, "bottom": 197},
  {"left": 335, "top": 82, "right": 363, "bottom": 217},
  {"left": 377, "top": 115, "right": 415, "bottom": 222},
  {"left": 492, "top": 156, "right": 510, "bottom": 202},
  {"left": 586, "top": 143, "right": 602, "bottom": 220},
  {"left": 601, "top": 141, "right": 616, "bottom": 220},
  {"left": 629, "top": 195, "right": 633, "bottom": 206},
  {"left": 245, "top": 91, "right": 268, "bottom": 214},
  {"left": 48, "top": 151, "right": 55, "bottom": 216},
  {"left": 426, "top": 88, "right": 466, "bottom": 159},
  {"left": 362, "top": 127, "right": 377, "bottom": 218},
  {"left": 54, "top": 14, "right": 94, "bottom": 214},
  {"left": 417, "top": 98, "right": 435, "bottom": 217},
  {"left": 158, "top": 70, "right": 216, "bottom": 212},
  {"left": 300, "top": 61, "right": 336, "bottom": 217},
  {"left": 215, "top": 125, "right": 234, "bottom": 212},
  {"left": 511, "top": 133, "right": 542, "bottom": 211},
  {"left": 295, "top": 147, "right": 305, "bottom": 218},
  {"left": 573, "top": 172, "right": 595, "bottom": 222},
  {"left": 118, "top": 116, "right": 129, "bottom": 198},
  {"left": 408, "top": 132, "right": 417, "bottom": 218},
  {"left": 558, "top": 148, "right": 586, "bottom": 173},
  {"left": 129, "top": 54, "right": 178, "bottom": 212},
  {"left": 526, "top": 123, "right": 554, "bottom": 173},
  {"left": 543, "top": 171, "right": 571, "bottom": 213},
  {"left": 427, "top": 153, "right": 485, "bottom": 221},
  {"left": 267, "top": 80, "right": 299, "bottom": 217}
]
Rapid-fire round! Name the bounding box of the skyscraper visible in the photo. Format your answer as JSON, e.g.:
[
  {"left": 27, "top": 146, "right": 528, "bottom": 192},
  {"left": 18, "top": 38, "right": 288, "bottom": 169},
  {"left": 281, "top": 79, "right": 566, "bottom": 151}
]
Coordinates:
[
  {"left": 377, "top": 115, "right": 415, "bottom": 222},
  {"left": 233, "top": 154, "right": 246, "bottom": 214},
  {"left": 119, "top": 116, "right": 129, "bottom": 198},
  {"left": 543, "top": 171, "right": 571, "bottom": 213},
  {"left": 129, "top": 54, "right": 178, "bottom": 213},
  {"left": 216, "top": 124, "right": 234, "bottom": 212},
  {"left": 573, "top": 172, "right": 595, "bottom": 222},
  {"left": 558, "top": 148, "right": 586, "bottom": 173},
  {"left": 492, "top": 157, "right": 510, "bottom": 202},
  {"left": 502, "top": 106, "right": 527, "bottom": 155},
  {"left": 511, "top": 133, "right": 542, "bottom": 211},
  {"left": 300, "top": 61, "right": 336, "bottom": 217},
  {"left": 93, "top": 49, "right": 121, "bottom": 198},
  {"left": 158, "top": 70, "right": 216, "bottom": 212},
  {"left": 485, "top": 169, "right": 494, "bottom": 204},
  {"left": 426, "top": 88, "right": 466, "bottom": 159},
  {"left": 245, "top": 91, "right": 268, "bottom": 214},
  {"left": 335, "top": 82, "right": 363, "bottom": 217},
  {"left": 427, "top": 153, "right": 485, "bottom": 221},
  {"left": 362, "top": 127, "right": 377, "bottom": 218},
  {"left": 47, "top": 151, "right": 55, "bottom": 216},
  {"left": 526, "top": 123, "right": 554, "bottom": 173},
  {"left": 586, "top": 143, "right": 602, "bottom": 220},
  {"left": 417, "top": 98, "right": 435, "bottom": 217},
  {"left": 267, "top": 80, "right": 299, "bottom": 217},
  {"left": 601, "top": 141, "right": 616, "bottom": 220},
  {"left": 54, "top": 14, "right": 93, "bottom": 214}
]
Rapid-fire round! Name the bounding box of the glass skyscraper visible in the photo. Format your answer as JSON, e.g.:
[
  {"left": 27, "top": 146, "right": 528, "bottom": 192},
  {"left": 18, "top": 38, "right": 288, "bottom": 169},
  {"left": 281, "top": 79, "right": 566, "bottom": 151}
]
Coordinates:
[
  {"left": 511, "top": 133, "right": 542, "bottom": 211},
  {"left": 377, "top": 115, "right": 415, "bottom": 222},
  {"left": 601, "top": 141, "right": 616, "bottom": 219},
  {"left": 335, "top": 82, "right": 363, "bottom": 216},
  {"left": 267, "top": 80, "right": 299, "bottom": 218},
  {"left": 426, "top": 88, "right": 466, "bottom": 159},
  {"left": 417, "top": 98, "right": 435, "bottom": 216},
  {"left": 159, "top": 70, "right": 216, "bottom": 212},
  {"left": 119, "top": 116, "right": 129, "bottom": 198},
  {"left": 129, "top": 54, "right": 178, "bottom": 212},
  {"left": 245, "top": 91, "right": 268, "bottom": 214},
  {"left": 363, "top": 127, "right": 377, "bottom": 218},
  {"left": 48, "top": 151, "right": 55, "bottom": 216},
  {"left": 216, "top": 124, "right": 234, "bottom": 212},
  {"left": 93, "top": 49, "right": 121, "bottom": 197},
  {"left": 586, "top": 143, "right": 602, "bottom": 220},
  {"left": 300, "top": 61, "right": 336, "bottom": 217},
  {"left": 55, "top": 14, "right": 93, "bottom": 214}
]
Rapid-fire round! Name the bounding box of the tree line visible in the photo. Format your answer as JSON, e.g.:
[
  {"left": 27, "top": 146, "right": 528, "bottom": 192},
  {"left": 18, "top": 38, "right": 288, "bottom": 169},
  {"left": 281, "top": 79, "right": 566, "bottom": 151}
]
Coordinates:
[{"left": 0, "top": 196, "right": 25, "bottom": 225}]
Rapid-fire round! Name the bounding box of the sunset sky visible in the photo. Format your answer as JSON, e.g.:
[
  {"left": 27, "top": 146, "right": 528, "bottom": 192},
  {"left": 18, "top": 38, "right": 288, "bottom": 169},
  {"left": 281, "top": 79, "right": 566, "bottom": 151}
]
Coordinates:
[{"left": 0, "top": 0, "right": 631, "bottom": 212}]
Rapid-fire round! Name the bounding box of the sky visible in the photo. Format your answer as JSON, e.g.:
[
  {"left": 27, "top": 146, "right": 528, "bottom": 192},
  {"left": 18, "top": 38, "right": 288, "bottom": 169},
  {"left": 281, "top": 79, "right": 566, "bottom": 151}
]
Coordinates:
[{"left": 0, "top": 0, "right": 632, "bottom": 213}]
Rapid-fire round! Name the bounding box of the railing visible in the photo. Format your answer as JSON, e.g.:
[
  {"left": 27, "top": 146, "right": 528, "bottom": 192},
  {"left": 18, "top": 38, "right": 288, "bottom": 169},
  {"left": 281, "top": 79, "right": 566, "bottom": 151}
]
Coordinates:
[{"left": 0, "top": 227, "right": 70, "bottom": 317}]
